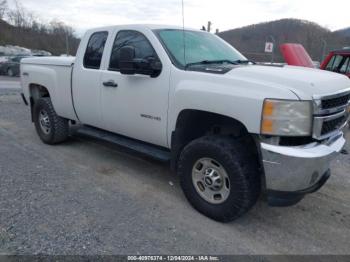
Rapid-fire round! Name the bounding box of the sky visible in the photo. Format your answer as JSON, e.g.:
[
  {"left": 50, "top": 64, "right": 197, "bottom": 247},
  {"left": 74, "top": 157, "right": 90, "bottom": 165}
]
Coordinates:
[{"left": 9, "top": 0, "right": 350, "bottom": 36}]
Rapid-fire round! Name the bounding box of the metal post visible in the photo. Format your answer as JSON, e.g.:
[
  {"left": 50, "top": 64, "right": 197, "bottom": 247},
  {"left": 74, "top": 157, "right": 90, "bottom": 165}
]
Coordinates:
[
  {"left": 321, "top": 39, "right": 327, "bottom": 63},
  {"left": 269, "top": 35, "right": 276, "bottom": 64},
  {"left": 207, "top": 21, "right": 212, "bottom": 33}
]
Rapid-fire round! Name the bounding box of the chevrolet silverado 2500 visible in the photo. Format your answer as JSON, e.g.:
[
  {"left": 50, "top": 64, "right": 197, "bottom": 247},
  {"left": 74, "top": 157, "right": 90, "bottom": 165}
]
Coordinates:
[{"left": 20, "top": 25, "right": 350, "bottom": 222}]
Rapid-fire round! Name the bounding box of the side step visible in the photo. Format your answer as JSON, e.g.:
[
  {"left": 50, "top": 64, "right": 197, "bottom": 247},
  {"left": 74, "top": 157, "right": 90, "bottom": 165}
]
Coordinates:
[{"left": 75, "top": 126, "right": 171, "bottom": 162}]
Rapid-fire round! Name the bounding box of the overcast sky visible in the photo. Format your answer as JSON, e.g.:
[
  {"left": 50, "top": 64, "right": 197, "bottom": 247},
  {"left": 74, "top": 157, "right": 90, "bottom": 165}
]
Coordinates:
[{"left": 10, "top": 0, "right": 350, "bottom": 36}]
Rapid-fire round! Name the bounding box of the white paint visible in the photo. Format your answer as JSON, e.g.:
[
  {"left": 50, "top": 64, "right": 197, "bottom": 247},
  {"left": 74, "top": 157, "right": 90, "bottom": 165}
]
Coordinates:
[
  {"left": 21, "top": 25, "right": 350, "bottom": 149},
  {"left": 0, "top": 80, "right": 21, "bottom": 89}
]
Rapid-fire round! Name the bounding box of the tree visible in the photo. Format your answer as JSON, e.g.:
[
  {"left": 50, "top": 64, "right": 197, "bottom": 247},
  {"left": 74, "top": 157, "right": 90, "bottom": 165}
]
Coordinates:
[
  {"left": 0, "top": 0, "right": 7, "bottom": 20},
  {"left": 6, "top": 0, "right": 36, "bottom": 28},
  {"left": 7, "top": 0, "right": 25, "bottom": 27},
  {"left": 1, "top": 0, "right": 80, "bottom": 55}
]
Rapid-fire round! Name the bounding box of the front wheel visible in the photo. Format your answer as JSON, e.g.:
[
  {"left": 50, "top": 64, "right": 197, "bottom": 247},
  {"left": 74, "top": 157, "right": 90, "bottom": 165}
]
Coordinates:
[
  {"left": 33, "top": 98, "right": 69, "bottom": 144},
  {"left": 177, "top": 135, "right": 261, "bottom": 222}
]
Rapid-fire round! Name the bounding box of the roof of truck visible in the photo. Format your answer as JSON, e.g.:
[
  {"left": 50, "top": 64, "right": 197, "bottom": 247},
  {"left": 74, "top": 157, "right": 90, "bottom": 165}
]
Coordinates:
[
  {"left": 331, "top": 49, "right": 350, "bottom": 54},
  {"left": 86, "top": 24, "right": 200, "bottom": 32}
]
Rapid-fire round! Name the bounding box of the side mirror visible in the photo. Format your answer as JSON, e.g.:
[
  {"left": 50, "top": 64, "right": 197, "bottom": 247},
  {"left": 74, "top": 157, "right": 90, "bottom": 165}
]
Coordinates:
[
  {"left": 133, "top": 57, "right": 162, "bottom": 78},
  {"left": 146, "top": 57, "right": 162, "bottom": 78},
  {"left": 119, "top": 46, "right": 162, "bottom": 77},
  {"left": 119, "top": 46, "right": 136, "bottom": 75}
]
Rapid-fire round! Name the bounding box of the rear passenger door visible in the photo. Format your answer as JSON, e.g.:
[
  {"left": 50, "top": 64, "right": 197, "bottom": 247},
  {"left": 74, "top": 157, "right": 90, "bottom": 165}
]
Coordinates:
[
  {"left": 100, "top": 30, "right": 170, "bottom": 147},
  {"left": 72, "top": 31, "right": 109, "bottom": 128}
]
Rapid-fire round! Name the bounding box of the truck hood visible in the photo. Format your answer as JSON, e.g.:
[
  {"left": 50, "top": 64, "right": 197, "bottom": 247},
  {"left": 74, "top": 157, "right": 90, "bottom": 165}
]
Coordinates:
[{"left": 227, "top": 65, "right": 350, "bottom": 100}]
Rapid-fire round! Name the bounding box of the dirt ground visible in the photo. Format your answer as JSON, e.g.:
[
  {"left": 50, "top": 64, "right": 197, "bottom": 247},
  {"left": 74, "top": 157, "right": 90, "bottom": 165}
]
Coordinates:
[{"left": 0, "top": 78, "right": 349, "bottom": 255}]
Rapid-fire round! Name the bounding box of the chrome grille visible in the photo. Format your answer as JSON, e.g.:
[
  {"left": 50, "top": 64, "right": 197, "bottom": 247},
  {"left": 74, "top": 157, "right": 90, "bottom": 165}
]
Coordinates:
[
  {"left": 313, "top": 89, "right": 350, "bottom": 140},
  {"left": 321, "top": 93, "right": 350, "bottom": 110},
  {"left": 321, "top": 115, "right": 347, "bottom": 135}
]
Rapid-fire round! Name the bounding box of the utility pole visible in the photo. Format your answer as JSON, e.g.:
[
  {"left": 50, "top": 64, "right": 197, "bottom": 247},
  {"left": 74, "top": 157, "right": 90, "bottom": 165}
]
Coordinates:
[
  {"left": 268, "top": 35, "right": 276, "bottom": 63},
  {"left": 321, "top": 39, "right": 327, "bottom": 63},
  {"left": 65, "top": 32, "right": 69, "bottom": 56}
]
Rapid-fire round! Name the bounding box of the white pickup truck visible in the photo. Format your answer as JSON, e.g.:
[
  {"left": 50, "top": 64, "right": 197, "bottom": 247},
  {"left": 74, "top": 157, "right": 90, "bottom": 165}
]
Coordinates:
[{"left": 21, "top": 25, "right": 350, "bottom": 222}]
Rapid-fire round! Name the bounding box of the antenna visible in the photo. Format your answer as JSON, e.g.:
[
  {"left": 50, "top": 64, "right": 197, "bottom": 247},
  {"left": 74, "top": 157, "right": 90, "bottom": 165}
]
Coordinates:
[{"left": 181, "top": 0, "right": 186, "bottom": 67}]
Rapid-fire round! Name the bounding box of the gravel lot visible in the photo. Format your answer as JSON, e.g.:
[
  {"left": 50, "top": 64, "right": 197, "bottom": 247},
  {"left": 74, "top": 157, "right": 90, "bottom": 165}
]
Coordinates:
[{"left": 0, "top": 77, "right": 350, "bottom": 255}]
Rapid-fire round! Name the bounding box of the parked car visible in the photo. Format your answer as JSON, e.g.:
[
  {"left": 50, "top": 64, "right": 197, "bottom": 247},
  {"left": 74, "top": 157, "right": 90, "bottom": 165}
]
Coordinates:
[
  {"left": 321, "top": 49, "right": 350, "bottom": 78},
  {"left": 20, "top": 25, "right": 349, "bottom": 222},
  {"left": 0, "top": 56, "right": 30, "bottom": 77},
  {"left": 0, "top": 56, "right": 9, "bottom": 63}
]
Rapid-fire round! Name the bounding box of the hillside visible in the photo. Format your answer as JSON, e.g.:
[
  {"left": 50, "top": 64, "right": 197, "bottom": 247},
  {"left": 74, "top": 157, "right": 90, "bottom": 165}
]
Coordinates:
[
  {"left": 0, "top": 19, "right": 80, "bottom": 56},
  {"left": 218, "top": 19, "right": 350, "bottom": 62},
  {"left": 335, "top": 27, "right": 350, "bottom": 38},
  {"left": 1, "top": 17, "right": 349, "bottom": 61}
]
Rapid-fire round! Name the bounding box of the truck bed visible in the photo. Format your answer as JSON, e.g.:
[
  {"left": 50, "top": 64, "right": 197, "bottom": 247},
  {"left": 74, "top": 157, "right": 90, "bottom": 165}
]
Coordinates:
[
  {"left": 20, "top": 56, "right": 77, "bottom": 121},
  {"left": 21, "top": 56, "right": 75, "bottom": 66}
]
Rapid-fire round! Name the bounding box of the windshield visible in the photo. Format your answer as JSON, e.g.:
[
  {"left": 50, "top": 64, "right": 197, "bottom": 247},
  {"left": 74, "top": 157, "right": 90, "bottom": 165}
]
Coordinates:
[{"left": 156, "top": 29, "right": 246, "bottom": 69}]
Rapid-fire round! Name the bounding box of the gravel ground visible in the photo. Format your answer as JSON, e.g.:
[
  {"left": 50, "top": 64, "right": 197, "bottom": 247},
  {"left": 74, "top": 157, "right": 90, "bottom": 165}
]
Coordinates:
[{"left": 0, "top": 80, "right": 349, "bottom": 255}]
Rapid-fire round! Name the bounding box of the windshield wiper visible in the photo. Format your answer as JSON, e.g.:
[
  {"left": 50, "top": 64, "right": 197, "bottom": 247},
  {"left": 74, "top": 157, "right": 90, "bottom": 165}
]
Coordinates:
[
  {"left": 232, "top": 59, "right": 256, "bottom": 65},
  {"left": 185, "top": 59, "right": 239, "bottom": 69}
]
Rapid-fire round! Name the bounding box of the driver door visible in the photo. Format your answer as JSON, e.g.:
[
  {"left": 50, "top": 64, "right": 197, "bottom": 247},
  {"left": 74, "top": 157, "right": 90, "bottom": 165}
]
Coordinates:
[{"left": 100, "top": 30, "right": 170, "bottom": 147}]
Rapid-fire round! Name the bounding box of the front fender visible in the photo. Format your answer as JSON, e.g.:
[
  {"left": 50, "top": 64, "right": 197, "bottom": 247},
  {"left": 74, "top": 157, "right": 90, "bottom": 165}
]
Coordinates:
[{"left": 167, "top": 73, "right": 299, "bottom": 146}]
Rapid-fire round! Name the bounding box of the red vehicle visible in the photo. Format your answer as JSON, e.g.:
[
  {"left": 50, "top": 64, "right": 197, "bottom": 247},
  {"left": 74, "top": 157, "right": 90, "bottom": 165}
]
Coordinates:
[
  {"left": 321, "top": 49, "right": 350, "bottom": 78},
  {"left": 280, "top": 44, "right": 350, "bottom": 78},
  {"left": 280, "top": 43, "right": 315, "bottom": 68}
]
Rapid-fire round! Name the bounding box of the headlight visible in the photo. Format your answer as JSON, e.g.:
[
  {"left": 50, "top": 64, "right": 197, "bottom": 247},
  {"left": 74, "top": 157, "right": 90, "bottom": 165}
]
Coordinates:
[{"left": 261, "top": 99, "right": 312, "bottom": 136}]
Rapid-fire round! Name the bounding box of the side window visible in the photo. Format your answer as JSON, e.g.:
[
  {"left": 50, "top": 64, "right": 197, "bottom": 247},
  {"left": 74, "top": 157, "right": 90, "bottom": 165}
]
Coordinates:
[
  {"left": 331, "top": 55, "right": 344, "bottom": 72},
  {"left": 325, "top": 56, "right": 335, "bottom": 70},
  {"left": 12, "top": 57, "right": 20, "bottom": 63},
  {"left": 109, "top": 30, "right": 159, "bottom": 71},
  {"left": 339, "top": 57, "right": 350, "bottom": 74},
  {"left": 83, "top": 31, "right": 108, "bottom": 69}
]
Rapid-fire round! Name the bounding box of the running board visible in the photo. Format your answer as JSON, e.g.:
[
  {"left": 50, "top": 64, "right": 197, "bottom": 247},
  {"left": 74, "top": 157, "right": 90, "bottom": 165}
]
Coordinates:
[{"left": 75, "top": 126, "right": 171, "bottom": 162}]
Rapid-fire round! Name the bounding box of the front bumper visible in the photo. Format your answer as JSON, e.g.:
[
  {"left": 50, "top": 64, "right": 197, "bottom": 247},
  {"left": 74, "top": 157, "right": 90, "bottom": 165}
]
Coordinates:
[{"left": 260, "top": 132, "right": 346, "bottom": 206}]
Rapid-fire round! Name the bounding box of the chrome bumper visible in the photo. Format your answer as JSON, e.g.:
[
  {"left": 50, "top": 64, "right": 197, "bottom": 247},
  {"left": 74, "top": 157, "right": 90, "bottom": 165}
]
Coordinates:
[{"left": 261, "top": 132, "right": 346, "bottom": 192}]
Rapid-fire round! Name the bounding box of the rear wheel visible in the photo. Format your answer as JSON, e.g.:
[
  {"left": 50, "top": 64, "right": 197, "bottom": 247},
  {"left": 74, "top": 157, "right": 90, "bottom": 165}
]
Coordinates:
[
  {"left": 33, "top": 98, "right": 69, "bottom": 144},
  {"left": 177, "top": 135, "right": 261, "bottom": 222}
]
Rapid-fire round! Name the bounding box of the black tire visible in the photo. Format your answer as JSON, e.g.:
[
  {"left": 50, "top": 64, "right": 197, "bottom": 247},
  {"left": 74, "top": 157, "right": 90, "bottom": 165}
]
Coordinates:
[
  {"left": 177, "top": 135, "right": 261, "bottom": 222},
  {"left": 33, "top": 97, "right": 69, "bottom": 144}
]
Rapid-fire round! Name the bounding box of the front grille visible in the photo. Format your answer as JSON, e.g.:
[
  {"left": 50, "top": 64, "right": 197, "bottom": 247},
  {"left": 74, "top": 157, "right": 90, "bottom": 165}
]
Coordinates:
[
  {"left": 321, "top": 94, "right": 350, "bottom": 110},
  {"left": 321, "top": 115, "right": 347, "bottom": 135},
  {"left": 313, "top": 90, "right": 350, "bottom": 139}
]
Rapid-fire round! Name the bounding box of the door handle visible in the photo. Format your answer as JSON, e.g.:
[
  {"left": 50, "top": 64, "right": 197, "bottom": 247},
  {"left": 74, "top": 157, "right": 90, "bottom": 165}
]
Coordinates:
[{"left": 103, "top": 80, "right": 118, "bottom": 88}]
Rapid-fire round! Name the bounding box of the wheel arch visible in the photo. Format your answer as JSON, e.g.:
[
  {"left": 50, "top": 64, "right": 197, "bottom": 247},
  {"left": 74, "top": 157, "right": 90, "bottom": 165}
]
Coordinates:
[
  {"left": 29, "top": 84, "right": 51, "bottom": 122},
  {"left": 170, "top": 109, "right": 261, "bottom": 172}
]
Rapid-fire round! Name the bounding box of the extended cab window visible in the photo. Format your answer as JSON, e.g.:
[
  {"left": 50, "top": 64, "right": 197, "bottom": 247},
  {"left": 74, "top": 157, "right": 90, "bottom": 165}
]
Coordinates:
[
  {"left": 83, "top": 31, "right": 108, "bottom": 69},
  {"left": 109, "top": 30, "right": 159, "bottom": 71}
]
